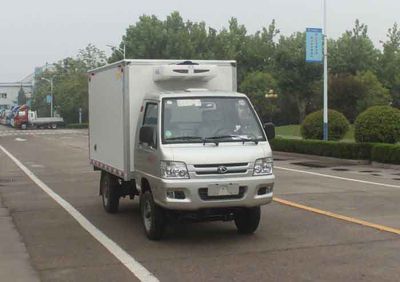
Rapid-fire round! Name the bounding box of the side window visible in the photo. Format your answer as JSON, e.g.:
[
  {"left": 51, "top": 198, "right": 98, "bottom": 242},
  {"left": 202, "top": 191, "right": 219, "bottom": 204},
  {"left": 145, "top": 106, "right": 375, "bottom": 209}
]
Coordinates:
[
  {"left": 143, "top": 103, "right": 158, "bottom": 126},
  {"left": 142, "top": 103, "right": 158, "bottom": 148}
]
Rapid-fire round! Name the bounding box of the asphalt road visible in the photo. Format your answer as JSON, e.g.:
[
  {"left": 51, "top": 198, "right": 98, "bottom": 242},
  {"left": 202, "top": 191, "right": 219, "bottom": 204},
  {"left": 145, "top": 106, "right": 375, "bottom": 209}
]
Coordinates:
[{"left": 0, "top": 125, "right": 399, "bottom": 281}]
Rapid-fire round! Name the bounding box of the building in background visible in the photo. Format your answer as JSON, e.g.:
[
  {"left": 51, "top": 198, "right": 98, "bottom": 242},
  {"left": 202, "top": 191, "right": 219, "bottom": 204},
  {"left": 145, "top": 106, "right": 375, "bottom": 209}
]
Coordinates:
[
  {"left": 0, "top": 64, "right": 55, "bottom": 111},
  {"left": 0, "top": 73, "right": 33, "bottom": 110}
]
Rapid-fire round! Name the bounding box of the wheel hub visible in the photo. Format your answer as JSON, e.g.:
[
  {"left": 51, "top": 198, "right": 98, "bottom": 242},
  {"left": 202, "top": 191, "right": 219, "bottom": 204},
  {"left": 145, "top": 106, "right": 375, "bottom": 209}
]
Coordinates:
[
  {"left": 102, "top": 179, "right": 109, "bottom": 206},
  {"left": 143, "top": 200, "right": 152, "bottom": 231}
]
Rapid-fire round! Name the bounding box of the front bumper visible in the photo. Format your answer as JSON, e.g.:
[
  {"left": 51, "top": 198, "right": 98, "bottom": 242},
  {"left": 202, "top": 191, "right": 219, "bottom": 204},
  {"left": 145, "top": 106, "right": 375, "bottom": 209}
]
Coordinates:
[{"left": 152, "top": 174, "right": 275, "bottom": 210}]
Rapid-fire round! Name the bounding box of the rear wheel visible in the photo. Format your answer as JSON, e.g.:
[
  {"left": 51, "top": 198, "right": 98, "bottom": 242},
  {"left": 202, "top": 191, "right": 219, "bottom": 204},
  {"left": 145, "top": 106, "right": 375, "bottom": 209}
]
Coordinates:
[
  {"left": 140, "top": 190, "right": 166, "bottom": 240},
  {"left": 51, "top": 123, "right": 57, "bottom": 129},
  {"left": 100, "top": 171, "right": 120, "bottom": 213},
  {"left": 234, "top": 207, "right": 261, "bottom": 234}
]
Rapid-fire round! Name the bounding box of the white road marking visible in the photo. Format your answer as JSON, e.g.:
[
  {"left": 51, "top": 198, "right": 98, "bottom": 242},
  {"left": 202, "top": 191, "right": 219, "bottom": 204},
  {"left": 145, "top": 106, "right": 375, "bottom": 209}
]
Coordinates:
[
  {"left": 30, "top": 164, "right": 45, "bottom": 168},
  {"left": 15, "top": 138, "right": 27, "bottom": 142},
  {"left": 0, "top": 144, "right": 158, "bottom": 282},
  {"left": 275, "top": 166, "right": 400, "bottom": 189},
  {"left": 0, "top": 129, "right": 87, "bottom": 137}
]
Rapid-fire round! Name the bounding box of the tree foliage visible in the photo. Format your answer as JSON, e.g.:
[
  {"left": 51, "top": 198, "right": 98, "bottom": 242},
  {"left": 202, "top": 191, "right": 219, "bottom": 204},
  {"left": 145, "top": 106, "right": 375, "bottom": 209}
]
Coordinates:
[
  {"left": 355, "top": 106, "right": 400, "bottom": 143},
  {"left": 329, "top": 20, "right": 380, "bottom": 75},
  {"left": 329, "top": 71, "right": 390, "bottom": 122},
  {"left": 32, "top": 13, "right": 400, "bottom": 126},
  {"left": 18, "top": 87, "right": 26, "bottom": 105},
  {"left": 274, "top": 32, "right": 323, "bottom": 123},
  {"left": 239, "top": 71, "right": 279, "bottom": 122},
  {"left": 32, "top": 44, "right": 106, "bottom": 124},
  {"left": 301, "top": 109, "right": 350, "bottom": 141},
  {"left": 379, "top": 23, "right": 400, "bottom": 107}
]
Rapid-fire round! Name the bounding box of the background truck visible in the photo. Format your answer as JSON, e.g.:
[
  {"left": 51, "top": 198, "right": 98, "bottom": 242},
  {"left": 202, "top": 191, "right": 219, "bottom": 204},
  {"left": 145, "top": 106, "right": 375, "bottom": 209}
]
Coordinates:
[
  {"left": 89, "top": 60, "right": 275, "bottom": 240},
  {"left": 14, "top": 106, "right": 64, "bottom": 129}
]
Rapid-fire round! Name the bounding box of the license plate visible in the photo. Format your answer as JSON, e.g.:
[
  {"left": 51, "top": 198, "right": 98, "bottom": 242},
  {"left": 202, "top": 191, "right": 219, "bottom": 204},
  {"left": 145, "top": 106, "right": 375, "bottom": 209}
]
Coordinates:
[{"left": 208, "top": 184, "right": 239, "bottom": 196}]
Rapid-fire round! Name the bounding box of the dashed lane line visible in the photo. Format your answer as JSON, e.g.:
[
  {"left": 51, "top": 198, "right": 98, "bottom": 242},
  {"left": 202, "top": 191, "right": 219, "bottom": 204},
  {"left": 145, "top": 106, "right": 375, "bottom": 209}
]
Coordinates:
[{"left": 0, "top": 144, "right": 158, "bottom": 282}]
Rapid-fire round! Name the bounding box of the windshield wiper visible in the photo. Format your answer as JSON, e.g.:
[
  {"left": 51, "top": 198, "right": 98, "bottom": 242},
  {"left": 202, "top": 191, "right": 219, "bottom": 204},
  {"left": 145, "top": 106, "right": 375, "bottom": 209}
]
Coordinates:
[
  {"left": 166, "top": 136, "right": 220, "bottom": 145},
  {"left": 203, "top": 135, "right": 259, "bottom": 145},
  {"left": 202, "top": 135, "right": 233, "bottom": 146},
  {"left": 165, "top": 136, "right": 203, "bottom": 141},
  {"left": 238, "top": 135, "right": 259, "bottom": 145}
]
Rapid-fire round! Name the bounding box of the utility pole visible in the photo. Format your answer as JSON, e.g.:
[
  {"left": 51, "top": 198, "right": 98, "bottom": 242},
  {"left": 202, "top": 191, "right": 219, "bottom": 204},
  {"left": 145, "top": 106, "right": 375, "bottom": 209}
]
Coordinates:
[
  {"left": 41, "top": 77, "right": 54, "bottom": 117},
  {"left": 323, "top": 0, "right": 329, "bottom": 140},
  {"left": 106, "top": 43, "right": 126, "bottom": 60},
  {"left": 50, "top": 78, "right": 53, "bottom": 118}
]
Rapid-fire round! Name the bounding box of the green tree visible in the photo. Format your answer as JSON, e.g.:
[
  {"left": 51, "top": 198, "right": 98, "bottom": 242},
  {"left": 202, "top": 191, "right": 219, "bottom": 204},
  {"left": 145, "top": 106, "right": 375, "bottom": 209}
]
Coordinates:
[
  {"left": 274, "top": 32, "right": 323, "bottom": 123},
  {"left": 239, "top": 71, "right": 279, "bottom": 122},
  {"left": 17, "top": 87, "right": 26, "bottom": 105},
  {"left": 239, "top": 20, "right": 279, "bottom": 79},
  {"left": 32, "top": 44, "right": 106, "bottom": 124},
  {"left": 110, "top": 12, "right": 281, "bottom": 86},
  {"left": 379, "top": 23, "right": 400, "bottom": 107},
  {"left": 329, "top": 73, "right": 365, "bottom": 122},
  {"left": 355, "top": 71, "right": 391, "bottom": 112},
  {"left": 329, "top": 20, "right": 380, "bottom": 75},
  {"left": 109, "top": 11, "right": 222, "bottom": 62},
  {"left": 329, "top": 71, "right": 390, "bottom": 122},
  {"left": 77, "top": 43, "right": 107, "bottom": 70}
]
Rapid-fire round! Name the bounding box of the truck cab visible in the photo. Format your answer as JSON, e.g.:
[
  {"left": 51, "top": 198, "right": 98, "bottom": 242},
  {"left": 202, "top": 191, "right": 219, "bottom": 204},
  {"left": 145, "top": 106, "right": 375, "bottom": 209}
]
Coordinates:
[{"left": 89, "top": 60, "right": 275, "bottom": 240}]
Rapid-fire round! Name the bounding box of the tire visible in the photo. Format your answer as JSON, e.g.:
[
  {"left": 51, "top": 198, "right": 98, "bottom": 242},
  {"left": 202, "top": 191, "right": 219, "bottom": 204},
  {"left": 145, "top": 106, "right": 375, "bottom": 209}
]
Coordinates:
[
  {"left": 234, "top": 207, "right": 261, "bottom": 234},
  {"left": 51, "top": 123, "right": 57, "bottom": 129},
  {"left": 140, "top": 190, "right": 166, "bottom": 240},
  {"left": 21, "top": 124, "right": 27, "bottom": 130},
  {"left": 100, "top": 171, "right": 120, "bottom": 213}
]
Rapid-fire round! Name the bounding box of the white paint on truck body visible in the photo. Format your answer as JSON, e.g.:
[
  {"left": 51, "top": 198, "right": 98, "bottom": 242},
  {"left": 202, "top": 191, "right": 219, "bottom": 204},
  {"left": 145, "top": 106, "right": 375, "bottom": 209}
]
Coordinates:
[{"left": 88, "top": 59, "right": 237, "bottom": 180}]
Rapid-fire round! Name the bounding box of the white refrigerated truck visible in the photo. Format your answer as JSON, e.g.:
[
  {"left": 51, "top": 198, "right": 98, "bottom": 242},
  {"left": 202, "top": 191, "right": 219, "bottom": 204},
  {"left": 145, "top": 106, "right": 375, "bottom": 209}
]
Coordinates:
[{"left": 89, "top": 60, "right": 275, "bottom": 240}]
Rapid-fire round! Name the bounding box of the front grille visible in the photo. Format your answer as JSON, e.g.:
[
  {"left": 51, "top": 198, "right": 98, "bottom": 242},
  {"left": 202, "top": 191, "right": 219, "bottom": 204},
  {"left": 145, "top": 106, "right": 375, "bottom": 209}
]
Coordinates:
[
  {"left": 193, "top": 163, "right": 249, "bottom": 175},
  {"left": 198, "top": 186, "right": 247, "bottom": 201}
]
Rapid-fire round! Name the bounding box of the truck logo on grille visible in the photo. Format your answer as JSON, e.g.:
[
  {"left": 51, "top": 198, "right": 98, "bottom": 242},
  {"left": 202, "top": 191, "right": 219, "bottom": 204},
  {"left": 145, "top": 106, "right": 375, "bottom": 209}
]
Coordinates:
[{"left": 217, "top": 166, "right": 228, "bottom": 174}]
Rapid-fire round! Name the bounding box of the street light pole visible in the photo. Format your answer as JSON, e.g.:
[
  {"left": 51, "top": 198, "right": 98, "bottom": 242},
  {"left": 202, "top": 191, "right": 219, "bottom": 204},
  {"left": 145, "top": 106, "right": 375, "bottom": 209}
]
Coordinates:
[
  {"left": 323, "top": 0, "right": 329, "bottom": 140},
  {"left": 50, "top": 78, "right": 53, "bottom": 118},
  {"left": 41, "top": 77, "right": 54, "bottom": 117},
  {"left": 106, "top": 43, "right": 126, "bottom": 60}
]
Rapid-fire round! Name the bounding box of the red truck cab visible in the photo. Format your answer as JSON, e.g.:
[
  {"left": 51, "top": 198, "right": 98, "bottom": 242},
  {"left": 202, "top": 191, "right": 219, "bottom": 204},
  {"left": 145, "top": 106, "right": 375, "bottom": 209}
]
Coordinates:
[{"left": 13, "top": 105, "right": 29, "bottom": 129}]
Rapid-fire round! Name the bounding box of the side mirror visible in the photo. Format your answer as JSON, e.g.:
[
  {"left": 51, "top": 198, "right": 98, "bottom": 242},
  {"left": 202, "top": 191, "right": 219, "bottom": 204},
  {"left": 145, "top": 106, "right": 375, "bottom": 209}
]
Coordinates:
[
  {"left": 264, "top": 122, "right": 275, "bottom": 140},
  {"left": 139, "top": 126, "right": 155, "bottom": 146}
]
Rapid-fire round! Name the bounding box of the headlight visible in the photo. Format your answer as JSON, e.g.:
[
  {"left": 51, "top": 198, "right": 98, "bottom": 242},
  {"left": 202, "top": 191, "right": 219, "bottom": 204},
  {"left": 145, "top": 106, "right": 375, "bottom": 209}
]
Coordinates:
[
  {"left": 160, "top": 161, "right": 189, "bottom": 179},
  {"left": 253, "top": 157, "right": 273, "bottom": 176}
]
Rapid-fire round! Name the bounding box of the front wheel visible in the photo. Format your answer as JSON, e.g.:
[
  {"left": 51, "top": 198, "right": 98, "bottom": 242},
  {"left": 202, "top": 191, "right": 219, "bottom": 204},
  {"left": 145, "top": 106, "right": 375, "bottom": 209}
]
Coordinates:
[
  {"left": 140, "top": 190, "right": 166, "bottom": 240},
  {"left": 100, "top": 172, "right": 120, "bottom": 213},
  {"left": 234, "top": 207, "right": 261, "bottom": 234}
]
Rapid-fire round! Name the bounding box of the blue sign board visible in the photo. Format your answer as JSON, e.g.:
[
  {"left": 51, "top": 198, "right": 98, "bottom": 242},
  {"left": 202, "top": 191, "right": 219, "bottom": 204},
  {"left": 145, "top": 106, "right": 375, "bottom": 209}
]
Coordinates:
[
  {"left": 46, "top": 95, "right": 52, "bottom": 104},
  {"left": 306, "top": 28, "right": 323, "bottom": 63}
]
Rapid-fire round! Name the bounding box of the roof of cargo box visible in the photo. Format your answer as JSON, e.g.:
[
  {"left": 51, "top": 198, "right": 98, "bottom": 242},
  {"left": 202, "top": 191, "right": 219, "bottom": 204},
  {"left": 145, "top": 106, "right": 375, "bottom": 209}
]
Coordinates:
[{"left": 88, "top": 59, "right": 237, "bottom": 73}]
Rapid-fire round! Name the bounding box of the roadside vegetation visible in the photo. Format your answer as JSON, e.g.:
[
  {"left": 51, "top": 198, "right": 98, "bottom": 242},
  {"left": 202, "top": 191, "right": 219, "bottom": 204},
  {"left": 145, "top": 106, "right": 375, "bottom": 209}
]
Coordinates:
[
  {"left": 30, "top": 12, "right": 400, "bottom": 128},
  {"left": 27, "top": 12, "right": 400, "bottom": 164},
  {"left": 274, "top": 104, "right": 400, "bottom": 164},
  {"left": 276, "top": 125, "right": 355, "bottom": 142}
]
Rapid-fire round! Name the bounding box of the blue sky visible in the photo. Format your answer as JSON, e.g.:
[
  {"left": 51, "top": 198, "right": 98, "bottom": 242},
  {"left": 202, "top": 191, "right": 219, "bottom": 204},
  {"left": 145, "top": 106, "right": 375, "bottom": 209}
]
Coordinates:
[{"left": 1, "top": 0, "right": 398, "bottom": 81}]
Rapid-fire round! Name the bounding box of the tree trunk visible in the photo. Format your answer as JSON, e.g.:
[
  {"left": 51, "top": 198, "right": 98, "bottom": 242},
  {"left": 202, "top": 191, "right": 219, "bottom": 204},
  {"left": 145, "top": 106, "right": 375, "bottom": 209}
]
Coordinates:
[{"left": 296, "top": 95, "right": 307, "bottom": 124}]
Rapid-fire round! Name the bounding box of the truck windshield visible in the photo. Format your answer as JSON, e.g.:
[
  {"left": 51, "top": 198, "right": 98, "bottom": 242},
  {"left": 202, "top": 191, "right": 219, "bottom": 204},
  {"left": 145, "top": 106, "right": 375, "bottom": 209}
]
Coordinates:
[{"left": 162, "top": 97, "right": 266, "bottom": 144}]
